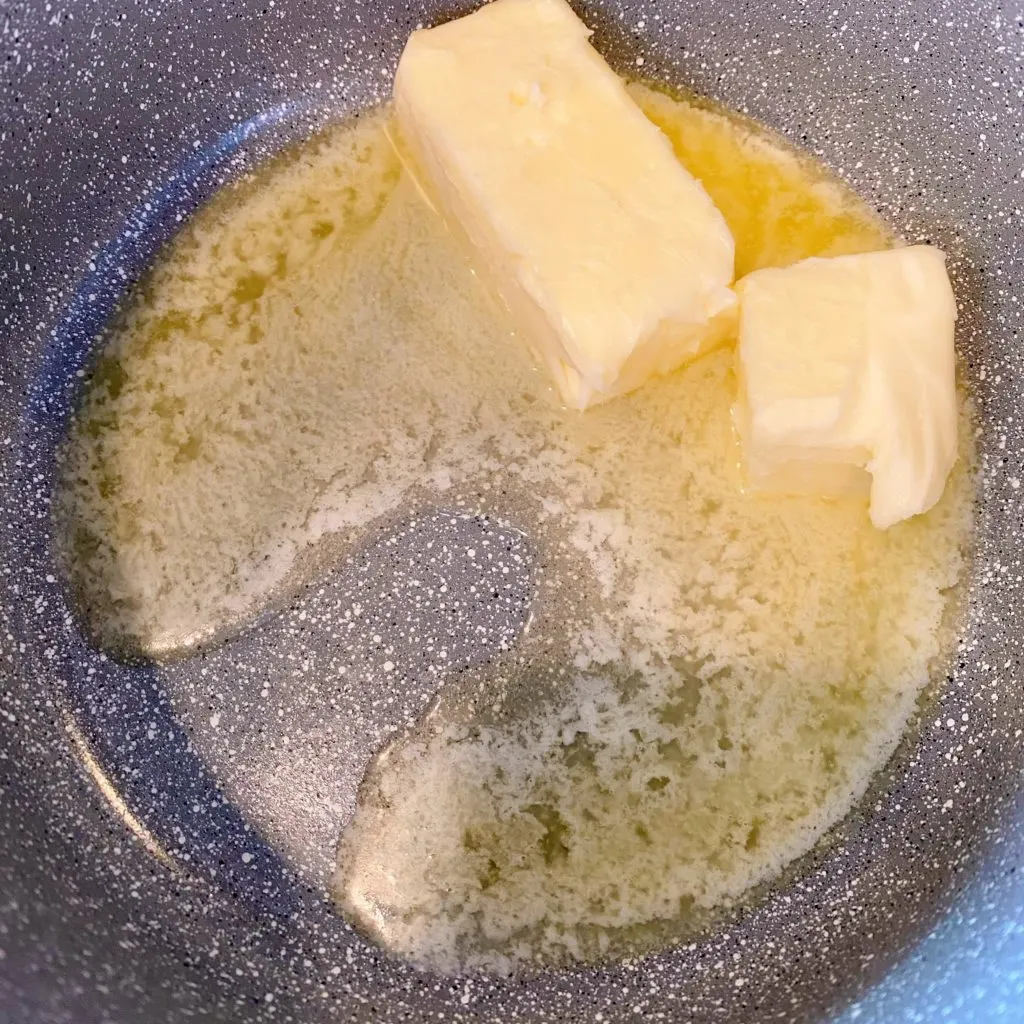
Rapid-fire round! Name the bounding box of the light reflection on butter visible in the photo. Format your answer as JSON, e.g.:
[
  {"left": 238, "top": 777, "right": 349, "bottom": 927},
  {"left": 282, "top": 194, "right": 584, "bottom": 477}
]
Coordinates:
[{"left": 62, "top": 710, "right": 176, "bottom": 870}]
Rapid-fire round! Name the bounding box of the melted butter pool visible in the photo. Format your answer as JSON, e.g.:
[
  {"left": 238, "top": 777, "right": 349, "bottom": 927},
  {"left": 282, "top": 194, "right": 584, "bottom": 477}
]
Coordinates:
[{"left": 56, "top": 83, "right": 975, "bottom": 972}]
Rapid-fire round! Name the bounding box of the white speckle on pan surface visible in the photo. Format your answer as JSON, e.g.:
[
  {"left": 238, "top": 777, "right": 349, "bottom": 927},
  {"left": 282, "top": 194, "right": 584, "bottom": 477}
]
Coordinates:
[{"left": 0, "top": 2, "right": 1023, "bottom": 1024}]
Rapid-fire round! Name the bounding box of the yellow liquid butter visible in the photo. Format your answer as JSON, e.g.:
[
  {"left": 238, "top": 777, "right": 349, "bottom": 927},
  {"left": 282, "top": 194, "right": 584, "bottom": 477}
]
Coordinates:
[{"left": 56, "top": 84, "right": 974, "bottom": 972}]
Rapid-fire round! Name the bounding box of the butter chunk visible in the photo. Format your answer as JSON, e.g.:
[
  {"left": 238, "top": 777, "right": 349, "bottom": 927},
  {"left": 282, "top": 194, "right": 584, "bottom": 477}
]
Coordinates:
[
  {"left": 735, "top": 245, "right": 958, "bottom": 529},
  {"left": 391, "top": 0, "right": 737, "bottom": 409}
]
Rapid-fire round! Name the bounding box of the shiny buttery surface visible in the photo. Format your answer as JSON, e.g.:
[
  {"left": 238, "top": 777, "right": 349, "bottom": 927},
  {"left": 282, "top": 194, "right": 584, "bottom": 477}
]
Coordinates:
[
  {"left": 392, "top": 0, "right": 736, "bottom": 409},
  {"left": 736, "top": 245, "right": 958, "bottom": 528},
  {"left": 1, "top": 2, "right": 1023, "bottom": 1022},
  {"left": 52, "top": 84, "right": 973, "bottom": 974}
]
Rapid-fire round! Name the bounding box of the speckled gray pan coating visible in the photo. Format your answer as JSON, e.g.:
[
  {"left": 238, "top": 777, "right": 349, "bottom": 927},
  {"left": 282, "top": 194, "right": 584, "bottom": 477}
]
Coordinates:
[{"left": 1, "top": 1, "right": 1023, "bottom": 1022}]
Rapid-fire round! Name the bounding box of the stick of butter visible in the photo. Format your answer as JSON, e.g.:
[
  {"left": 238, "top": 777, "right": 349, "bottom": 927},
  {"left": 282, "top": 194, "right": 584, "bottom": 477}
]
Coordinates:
[
  {"left": 391, "top": 0, "right": 737, "bottom": 409},
  {"left": 735, "top": 245, "right": 958, "bottom": 529}
]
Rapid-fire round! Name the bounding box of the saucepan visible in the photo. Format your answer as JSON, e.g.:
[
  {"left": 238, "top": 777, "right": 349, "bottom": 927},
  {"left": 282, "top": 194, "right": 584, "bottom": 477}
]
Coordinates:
[{"left": 2, "top": 1, "right": 1023, "bottom": 1021}]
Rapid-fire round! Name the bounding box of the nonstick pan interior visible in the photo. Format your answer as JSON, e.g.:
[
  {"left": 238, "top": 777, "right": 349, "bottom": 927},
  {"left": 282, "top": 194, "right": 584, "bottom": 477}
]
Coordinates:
[{"left": 2, "top": 2, "right": 1024, "bottom": 1021}]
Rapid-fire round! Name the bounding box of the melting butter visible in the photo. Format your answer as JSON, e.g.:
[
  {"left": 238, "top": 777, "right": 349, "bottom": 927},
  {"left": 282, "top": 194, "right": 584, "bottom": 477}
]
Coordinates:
[
  {"left": 55, "top": 84, "right": 974, "bottom": 974},
  {"left": 393, "top": 0, "right": 737, "bottom": 408}
]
